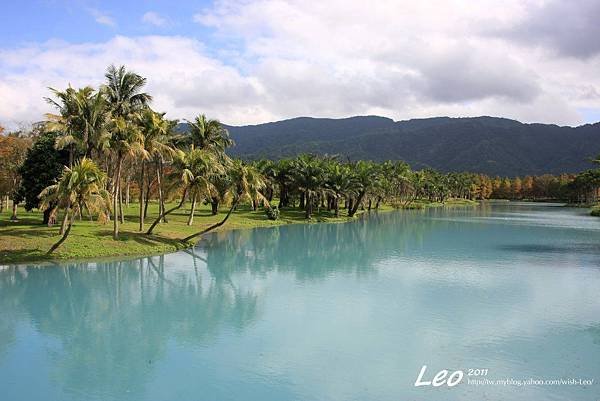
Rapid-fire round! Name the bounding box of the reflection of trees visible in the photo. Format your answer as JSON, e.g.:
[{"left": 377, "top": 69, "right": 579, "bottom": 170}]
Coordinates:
[
  {"left": 0, "top": 208, "right": 483, "bottom": 399},
  {"left": 199, "top": 210, "right": 445, "bottom": 280},
  {"left": 0, "top": 255, "right": 259, "bottom": 398}
]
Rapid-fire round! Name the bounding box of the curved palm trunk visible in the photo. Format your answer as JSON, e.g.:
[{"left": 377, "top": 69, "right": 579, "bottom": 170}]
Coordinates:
[
  {"left": 146, "top": 188, "right": 188, "bottom": 235},
  {"left": 187, "top": 195, "right": 197, "bottom": 226},
  {"left": 334, "top": 196, "right": 340, "bottom": 217},
  {"left": 48, "top": 210, "right": 75, "bottom": 254},
  {"left": 59, "top": 199, "right": 71, "bottom": 235},
  {"left": 348, "top": 191, "right": 366, "bottom": 217},
  {"left": 182, "top": 196, "right": 240, "bottom": 243}
]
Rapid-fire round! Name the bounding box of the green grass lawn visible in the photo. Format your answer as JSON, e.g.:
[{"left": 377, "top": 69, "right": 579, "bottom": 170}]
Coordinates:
[
  {"left": 0, "top": 200, "right": 391, "bottom": 264},
  {"left": 0, "top": 198, "right": 477, "bottom": 265}
]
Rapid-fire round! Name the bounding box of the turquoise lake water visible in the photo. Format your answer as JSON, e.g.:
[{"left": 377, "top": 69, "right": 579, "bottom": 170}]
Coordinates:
[{"left": 1, "top": 202, "right": 599, "bottom": 401}]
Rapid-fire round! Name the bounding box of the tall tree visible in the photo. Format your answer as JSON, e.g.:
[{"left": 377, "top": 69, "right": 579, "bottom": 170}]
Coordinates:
[
  {"left": 138, "top": 109, "right": 175, "bottom": 230},
  {"left": 103, "top": 65, "right": 152, "bottom": 239}
]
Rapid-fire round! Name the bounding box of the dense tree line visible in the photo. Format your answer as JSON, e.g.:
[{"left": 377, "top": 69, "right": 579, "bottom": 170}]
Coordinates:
[{"left": 1, "top": 65, "right": 599, "bottom": 253}]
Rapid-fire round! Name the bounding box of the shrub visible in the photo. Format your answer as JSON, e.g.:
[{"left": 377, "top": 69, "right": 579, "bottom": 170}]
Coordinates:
[{"left": 265, "top": 206, "right": 280, "bottom": 220}]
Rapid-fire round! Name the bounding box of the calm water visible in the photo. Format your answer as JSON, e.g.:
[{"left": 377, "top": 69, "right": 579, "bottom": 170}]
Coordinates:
[{"left": 1, "top": 202, "right": 600, "bottom": 401}]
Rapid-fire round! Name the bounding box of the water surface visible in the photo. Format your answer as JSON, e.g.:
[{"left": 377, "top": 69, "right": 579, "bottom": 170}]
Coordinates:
[{"left": 1, "top": 202, "right": 599, "bottom": 400}]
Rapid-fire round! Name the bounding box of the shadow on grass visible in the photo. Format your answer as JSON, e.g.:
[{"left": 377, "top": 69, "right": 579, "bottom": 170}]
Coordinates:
[
  {"left": 0, "top": 226, "right": 58, "bottom": 238},
  {"left": 0, "top": 248, "right": 50, "bottom": 265},
  {"left": 91, "top": 229, "right": 186, "bottom": 246}
]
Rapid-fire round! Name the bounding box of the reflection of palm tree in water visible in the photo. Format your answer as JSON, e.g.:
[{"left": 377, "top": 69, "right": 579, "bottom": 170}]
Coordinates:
[{"left": 0, "top": 255, "right": 260, "bottom": 398}]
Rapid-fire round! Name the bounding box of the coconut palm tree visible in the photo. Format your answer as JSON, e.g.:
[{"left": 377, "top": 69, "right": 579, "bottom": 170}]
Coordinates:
[
  {"left": 103, "top": 65, "right": 152, "bottom": 118},
  {"left": 181, "top": 161, "right": 266, "bottom": 243},
  {"left": 39, "top": 158, "right": 109, "bottom": 254},
  {"left": 108, "top": 116, "right": 145, "bottom": 239},
  {"left": 46, "top": 86, "right": 110, "bottom": 163},
  {"left": 146, "top": 148, "right": 224, "bottom": 234},
  {"left": 186, "top": 114, "right": 233, "bottom": 152},
  {"left": 138, "top": 109, "right": 175, "bottom": 230}
]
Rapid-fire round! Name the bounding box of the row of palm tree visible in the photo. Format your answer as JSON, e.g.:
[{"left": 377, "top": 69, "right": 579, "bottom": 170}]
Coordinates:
[{"left": 41, "top": 65, "right": 266, "bottom": 253}]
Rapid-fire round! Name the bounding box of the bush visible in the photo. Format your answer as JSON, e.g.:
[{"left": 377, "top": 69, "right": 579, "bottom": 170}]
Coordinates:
[{"left": 265, "top": 206, "right": 280, "bottom": 220}]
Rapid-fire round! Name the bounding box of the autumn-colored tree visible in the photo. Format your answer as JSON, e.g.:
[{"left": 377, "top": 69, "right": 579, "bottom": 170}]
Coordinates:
[
  {"left": 511, "top": 177, "right": 522, "bottom": 199},
  {"left": 522, "top": 176, "right": 534, "bottom": 199},
  {"left": 0, "top": 134, "right": 32, "bottom": 218}
]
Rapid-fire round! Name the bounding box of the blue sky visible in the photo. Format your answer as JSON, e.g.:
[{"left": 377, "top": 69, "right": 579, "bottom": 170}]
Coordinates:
[
  {"left": 1, "top": 1, "right": 215, "bottom": 47},
  {"left": 0, "top": 0, "right": 599, "bottom": 128}
]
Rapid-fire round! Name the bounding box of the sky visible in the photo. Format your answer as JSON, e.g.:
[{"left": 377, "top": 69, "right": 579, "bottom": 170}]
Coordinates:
[{"left": 1, "top": 0, "right": 599, "bottom": 128}]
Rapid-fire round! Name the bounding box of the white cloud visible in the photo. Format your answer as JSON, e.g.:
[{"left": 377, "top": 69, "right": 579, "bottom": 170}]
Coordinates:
[
  {"left": 89, "top": 8, "right": 116, "bottom": 27},
  {"left": 142, "top": 11, "right": 167, "bottom": 27},
  {"left": 0, "top": 0, "right": 599, "bottom": 128},
  {"left": 0, "top": 36, "right": 266, "bottom": 128}
]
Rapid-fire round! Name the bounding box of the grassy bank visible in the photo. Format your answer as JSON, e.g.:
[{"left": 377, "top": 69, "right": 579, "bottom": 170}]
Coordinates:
[
  {"left": 0, "top": 198, "right": 478, "bottom": 265},
  {"left": 0, "top": 201, "right": 393, "bottom": 265}
]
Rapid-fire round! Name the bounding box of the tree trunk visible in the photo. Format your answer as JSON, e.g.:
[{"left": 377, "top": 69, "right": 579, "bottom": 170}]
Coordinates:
[
  {"left": 375, "top": 196, "right": 381, "bottom": 209},
  {"left": 144, "top": 172, "right": 152, "bottom": 219},
  {"left": 113, "top": 155, "right": 123, "bottom": 240},
  {"left": 48, "top": 210, "right": 75, "bottom": 254},
  {"left": 349, "top": 191, "right": 366, "bottom": 217},
  {"left": 211, "top": 197, "right": 219, "bottom": 215},
  {"left": 368, "top": 198, "right": 372, "bottom": 210},
  {"left": 187, "top": 196, "right": 197, "bottom": 226},
  {"left": 299, "top": 192, "right": 305, "bottom": 209},
  {"left": 156, "top": 157, "right": 166, "bottom": 223},
  {"left": 334, "top": 197, "right": 340, "bottom": 217},
  {"left": 59, "top": 199, "right": 71, "bottom": 235},
  {"left": 10, "top": 201, "right": 18, "bottom": 221},
  {"left": 125, "top": 177, "right": 130, "bottom": 207},
  {"left": 305, "top": 192, "right": 312, "bottom": 219},
  {"left": 0, "top": 196, "right": 4, "bottom": 213},
  {"left": 146, "top": 188, "right": 187, "bottom": 235},
  {"left": 138, "top": 161, "right": 145, "bottom": 231},
  {"left": 118, "top": 183, "right": 124, "bottom": 224},
  {"left": 181, "top": 196, "right": 240, "bottom": 243}
]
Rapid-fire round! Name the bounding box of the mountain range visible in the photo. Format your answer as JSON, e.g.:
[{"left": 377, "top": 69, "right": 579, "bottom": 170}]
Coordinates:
[{"left": 179, "top": 116, "right": 600, "bottom": 176}]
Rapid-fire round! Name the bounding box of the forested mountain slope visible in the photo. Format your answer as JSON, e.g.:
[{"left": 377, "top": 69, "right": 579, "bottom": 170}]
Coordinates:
[{"left": 179, "top": 116, "right": 600, "bottom": 176}]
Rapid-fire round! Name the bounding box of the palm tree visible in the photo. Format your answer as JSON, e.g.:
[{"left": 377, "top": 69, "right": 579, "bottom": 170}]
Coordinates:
[
  {"left": 348, "top": 161, "right": 378, "bottom": 217},
  {"left": 46, "top": 86, "right": 110, "bottom": 163},
  {"left": 39, "top": 158, "right": 109, "bottom": 254},
  {"left": 182, "top": 161, "right": 266, "bottom": 243},
  {"left": 325, "top": 162, "right": 354, "bottom": 217},
  {"left": 102, "top": 65, "right": 151, "bottom": 239},
  {"left": 291, "top": 155, "right": 326, "bottom": 219},
  {"left": 138, "top": 109, "right": 175, "bottom": 230},
  {"left": 103, "top": 65, "right": 152, "bottom": 118},
  {"left": 146, "top": 148, "right": 224, "bottom": 234},
  {"left": 108, "top": 116, "right": 145, "bottom": 239},
  {"left": 186, "top": 115, "right": 233, "bottom": 152}
]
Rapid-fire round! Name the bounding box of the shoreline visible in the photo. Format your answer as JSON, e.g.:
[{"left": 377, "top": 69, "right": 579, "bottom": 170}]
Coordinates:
[{"left": 0, "top": 199, "right": 478, "bottom": 266}]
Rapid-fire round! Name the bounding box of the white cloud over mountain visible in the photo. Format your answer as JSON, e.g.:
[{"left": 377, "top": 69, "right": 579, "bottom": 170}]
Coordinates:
[{"left": 0, "top": 0, "right": 599, "bottom": 128}]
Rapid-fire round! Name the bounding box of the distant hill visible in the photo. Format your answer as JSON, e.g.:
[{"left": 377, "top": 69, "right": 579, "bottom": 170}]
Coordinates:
[{"left": 177, "top": 116, "right": 600, "bottom": 176}]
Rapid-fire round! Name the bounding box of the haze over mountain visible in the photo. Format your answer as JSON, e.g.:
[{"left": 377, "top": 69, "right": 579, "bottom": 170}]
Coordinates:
[{"left": 178, "top": 116, "right": 600, "bottom": 177}]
